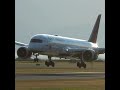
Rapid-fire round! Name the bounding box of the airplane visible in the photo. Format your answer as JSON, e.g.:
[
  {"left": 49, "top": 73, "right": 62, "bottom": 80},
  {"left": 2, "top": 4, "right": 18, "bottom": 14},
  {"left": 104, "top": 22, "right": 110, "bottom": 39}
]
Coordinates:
[{"left": 15, "top": 14, "right": 105, "bottom": 68}]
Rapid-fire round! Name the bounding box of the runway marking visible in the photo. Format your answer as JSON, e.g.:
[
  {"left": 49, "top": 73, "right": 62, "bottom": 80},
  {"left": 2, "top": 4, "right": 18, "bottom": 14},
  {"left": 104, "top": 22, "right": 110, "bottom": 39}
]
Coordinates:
[
  {"left": 59, "top": 72, "right": 105, "bottom": 74},
  {"left": 15, "top": 72, "right": 105, "bottom": 80}
]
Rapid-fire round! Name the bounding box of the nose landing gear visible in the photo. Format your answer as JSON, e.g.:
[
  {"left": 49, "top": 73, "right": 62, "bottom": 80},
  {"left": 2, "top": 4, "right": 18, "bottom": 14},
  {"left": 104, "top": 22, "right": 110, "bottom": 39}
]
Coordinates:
[{"left": 34, "top": 54, "right": 39, "bottom": 62}]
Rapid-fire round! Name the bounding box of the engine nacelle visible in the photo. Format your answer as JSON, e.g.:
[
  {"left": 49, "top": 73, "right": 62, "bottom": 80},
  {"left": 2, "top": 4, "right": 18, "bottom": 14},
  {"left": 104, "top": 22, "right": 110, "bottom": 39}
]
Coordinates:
[
  {"left": 83, "top": 50, "right": 98, "bottom": 62},
  {"left": 17, "top": 47, "right": 32, "bottom": 59}
]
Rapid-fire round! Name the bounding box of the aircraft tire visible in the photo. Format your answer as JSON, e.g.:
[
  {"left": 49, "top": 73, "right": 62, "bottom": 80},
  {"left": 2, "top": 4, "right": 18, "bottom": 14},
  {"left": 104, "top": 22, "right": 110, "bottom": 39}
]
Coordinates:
[
  {"left": 77, "top": 62, "right": 81, "bottom": 68},
  {"left": 81, "top": 63, "right": 86, "bottom": 69},
  {"left": 51, "top": 61, "right": 55, "bottom": 67},
  {"left": 36, "top": 58, "right": 39, "bottom": 62},
  {"left": 34, "top": 58, "right": 39, "bottom": 62},
  {"left": 83, "top": 63, "right": 86, "bottom": 68},
  {"left": 45, "top": 61, "right": 49, "bottom": 67}
]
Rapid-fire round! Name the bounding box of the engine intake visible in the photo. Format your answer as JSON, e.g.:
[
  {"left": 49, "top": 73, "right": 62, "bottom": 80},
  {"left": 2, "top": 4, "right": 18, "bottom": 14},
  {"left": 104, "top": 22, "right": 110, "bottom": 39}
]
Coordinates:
[
  {"left": 83, "top": 50, "right": 97, "bottom": 61},
  {"left": 17, "top": 47, "right": 32, "bottom": 59}
]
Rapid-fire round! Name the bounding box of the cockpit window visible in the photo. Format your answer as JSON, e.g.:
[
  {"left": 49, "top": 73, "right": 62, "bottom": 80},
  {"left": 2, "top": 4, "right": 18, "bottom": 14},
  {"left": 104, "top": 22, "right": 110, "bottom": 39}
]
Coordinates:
[{"left": 30, "top": 39, "right": 43, "bottom": 43}]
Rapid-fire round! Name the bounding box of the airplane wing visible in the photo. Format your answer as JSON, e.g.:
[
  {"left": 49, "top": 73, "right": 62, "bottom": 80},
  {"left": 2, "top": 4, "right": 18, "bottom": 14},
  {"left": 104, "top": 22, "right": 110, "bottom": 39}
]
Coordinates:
[
  {"left": 15, "top": 41, "right": 28, "bottom": 46},
  {"left": 93, "top": 48, "right": 105, "bottom": 54},
  {"left": 66, "top": 47, "right": 105, "bottom": 54}
]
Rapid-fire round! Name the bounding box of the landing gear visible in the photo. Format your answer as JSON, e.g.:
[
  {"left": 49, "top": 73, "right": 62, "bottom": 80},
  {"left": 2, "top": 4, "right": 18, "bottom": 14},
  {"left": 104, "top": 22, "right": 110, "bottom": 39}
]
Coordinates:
[
  {"left": 77, "top": 62, "right": 86, "bottom": 68},
  {"left": 34, "top": 54, "right": 39, "bottom": 62},
  {"left": 45, "top": 61, "right": 55, "bottom": 67},
  {"left": 45, "top": 56, "right": 55, "bottom": 67},
  {"left": 77, "top": 56, "right": 86, "bottom": 69}
]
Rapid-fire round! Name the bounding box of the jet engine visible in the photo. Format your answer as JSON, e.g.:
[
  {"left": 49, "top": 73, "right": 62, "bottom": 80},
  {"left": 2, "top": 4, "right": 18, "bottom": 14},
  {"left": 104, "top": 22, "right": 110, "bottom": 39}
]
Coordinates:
[
  {"left": 82, "top": 50, "right": 98, "bottom": 61},
  {"left": 17, "top": 47, "right": 32, "bottom": 59}
]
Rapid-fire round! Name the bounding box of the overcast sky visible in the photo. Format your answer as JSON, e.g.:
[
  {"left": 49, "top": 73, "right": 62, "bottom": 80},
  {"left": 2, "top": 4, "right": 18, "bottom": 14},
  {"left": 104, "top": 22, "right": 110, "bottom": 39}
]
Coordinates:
[
  {"left": 15, "top": 0, "right": 105, "bottom": 59},
  {"left": 15, "top": 0, "right": 105, "bottom": 47}
]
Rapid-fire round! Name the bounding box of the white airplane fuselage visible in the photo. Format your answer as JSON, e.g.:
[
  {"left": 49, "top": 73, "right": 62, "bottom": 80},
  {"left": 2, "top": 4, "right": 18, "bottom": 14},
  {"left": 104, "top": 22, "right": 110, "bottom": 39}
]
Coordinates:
[
  {"left": 28, "top": 34, "right": 98, "bottom": 58},
  {"left": 15, "top": 14, "right": 105, "bottom": 68}
]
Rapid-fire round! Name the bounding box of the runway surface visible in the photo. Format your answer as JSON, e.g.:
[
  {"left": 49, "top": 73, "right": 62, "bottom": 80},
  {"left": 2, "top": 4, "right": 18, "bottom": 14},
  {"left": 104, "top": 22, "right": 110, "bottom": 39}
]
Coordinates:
[
  {"left": 15, "top": 72, "right": 105, "bottom": 80},
  {"left": 15, "top": 61, "right": 105, "bottom": 80}
]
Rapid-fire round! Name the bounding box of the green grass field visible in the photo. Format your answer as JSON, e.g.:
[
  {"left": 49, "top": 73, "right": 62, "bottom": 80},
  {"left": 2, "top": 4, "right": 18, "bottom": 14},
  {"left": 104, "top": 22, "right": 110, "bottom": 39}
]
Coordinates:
[
  {"left": 15, "top": 61, "right": 105, "bottom": 74},
  {"left": 15, "top": 61, "right": 105, "bottom": 90}
]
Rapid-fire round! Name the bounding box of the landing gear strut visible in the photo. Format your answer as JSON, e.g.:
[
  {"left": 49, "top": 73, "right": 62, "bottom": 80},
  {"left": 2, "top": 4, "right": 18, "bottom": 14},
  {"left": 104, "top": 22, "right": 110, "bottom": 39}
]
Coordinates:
[
  {"left": 34, "top": 54, "right": 39, "bottom": 62},
  {"left": 45, "top": 56, "right": 55, "bottom": 67},
  {"left": 77, "top": 61, "right": 86, "bottom": 68},
  {"left": 77, "top": 56, "right": 86, "bottom": 69}
]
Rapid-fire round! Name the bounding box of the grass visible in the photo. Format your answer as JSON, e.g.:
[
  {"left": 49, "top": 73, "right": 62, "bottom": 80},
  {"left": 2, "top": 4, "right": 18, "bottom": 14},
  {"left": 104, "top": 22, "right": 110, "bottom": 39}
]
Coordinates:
[
  {"left": 29, "top": 87, "right": 103, "bottom": 90},
  {"left": 16, "top": 78, "right": 105, "bottom": 90},
  {"left": 15, "top": 61, "right": 105, "bottom": 90},
  {"left": 15, "top": 61, "right": 105, "bottom": 74}
]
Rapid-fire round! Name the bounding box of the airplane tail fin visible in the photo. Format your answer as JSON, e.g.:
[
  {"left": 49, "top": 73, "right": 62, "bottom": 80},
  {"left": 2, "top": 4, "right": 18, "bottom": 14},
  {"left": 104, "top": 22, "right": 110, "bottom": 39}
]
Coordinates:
[{"left": 88, "top": 14, "right": 101, "bottom": 43}]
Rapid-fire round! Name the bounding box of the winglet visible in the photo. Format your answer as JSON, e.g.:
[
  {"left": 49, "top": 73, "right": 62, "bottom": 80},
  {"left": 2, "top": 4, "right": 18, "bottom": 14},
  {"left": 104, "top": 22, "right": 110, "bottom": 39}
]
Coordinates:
[{"left": 88, "top": 14, "right": 101, "bottom": 43}]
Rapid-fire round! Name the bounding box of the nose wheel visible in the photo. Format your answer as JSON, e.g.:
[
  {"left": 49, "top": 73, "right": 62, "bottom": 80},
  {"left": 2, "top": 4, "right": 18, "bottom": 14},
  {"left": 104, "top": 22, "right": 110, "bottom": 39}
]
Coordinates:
[{"left": 34, "top": 54, "right": 39, "bottom": 62}]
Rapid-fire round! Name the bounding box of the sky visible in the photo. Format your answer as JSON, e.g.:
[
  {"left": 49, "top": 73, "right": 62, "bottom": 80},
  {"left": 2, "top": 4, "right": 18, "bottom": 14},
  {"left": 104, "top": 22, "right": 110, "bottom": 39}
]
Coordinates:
[{"left": 15, "top": 0, "right": 105, "bottom": 59}]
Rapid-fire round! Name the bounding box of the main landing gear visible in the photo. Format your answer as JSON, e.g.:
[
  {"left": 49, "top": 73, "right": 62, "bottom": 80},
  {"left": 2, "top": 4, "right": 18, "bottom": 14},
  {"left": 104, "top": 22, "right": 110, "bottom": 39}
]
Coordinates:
[
  {"left": 77, "top": 57, "right": 86, "bottom": 69},
  {"left": 45, "top": 56, "right": 55, "bottom": 67},
  {"left": 77, "top": 62, "right": 86, "bottom": 68}
]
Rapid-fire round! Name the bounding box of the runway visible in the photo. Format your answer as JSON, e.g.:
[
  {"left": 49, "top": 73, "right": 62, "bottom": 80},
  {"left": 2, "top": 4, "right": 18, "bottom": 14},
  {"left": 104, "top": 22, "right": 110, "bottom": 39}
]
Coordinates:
[
  {"left": 15, "top": 72, "right": 105, "bottom": 80},
  {"left": 15, "top": 61, "right": 105, "bottom": 80}
]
